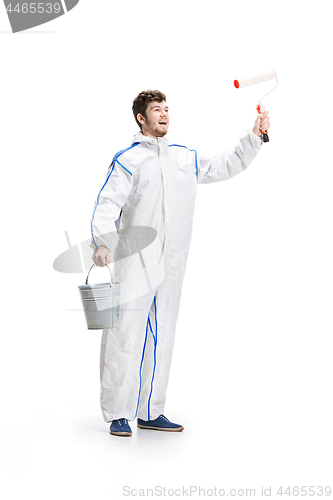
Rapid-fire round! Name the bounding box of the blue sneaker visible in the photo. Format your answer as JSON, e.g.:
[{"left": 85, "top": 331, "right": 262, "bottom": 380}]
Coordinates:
[
  {"left": 110, "top": 418, "right": 132, "bottom": 437},
  {"left": 137, "top": 415, "right": 184, "bottom": 432}
]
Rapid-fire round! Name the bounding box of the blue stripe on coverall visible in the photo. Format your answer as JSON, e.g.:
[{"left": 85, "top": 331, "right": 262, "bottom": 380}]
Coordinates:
[
  {"left": 168, "top": 144, "right": 198, "bottom": 179},
  {"left": 135, "top": 320, "right": 149, "bottom": 419},
  {"left": 147, "top": 297, "right": 158, "bottom": 420},
  {"left": 91, "top": 142, "right": 140, "bottom": 247},
  {"left": 135, "top": 300, "right": 158, "bottom": 420}
]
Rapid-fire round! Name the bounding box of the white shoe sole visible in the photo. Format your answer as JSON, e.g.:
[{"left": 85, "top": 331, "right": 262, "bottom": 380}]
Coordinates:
[
  {"left": 110, "top": 431, "right": 132, "bottom": 437},
  {"left": 137, "top": 424, "right": 184, "bottom": 432}
]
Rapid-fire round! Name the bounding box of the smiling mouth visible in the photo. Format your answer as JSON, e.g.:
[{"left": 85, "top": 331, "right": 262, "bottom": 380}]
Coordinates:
[{"left": 159, "top": 121, "right": 167, "bottom": 125}]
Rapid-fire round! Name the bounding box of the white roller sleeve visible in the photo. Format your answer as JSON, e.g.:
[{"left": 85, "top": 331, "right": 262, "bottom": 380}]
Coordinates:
[{"left": 234, "top": 70, "right": 277, "bottom": 88}]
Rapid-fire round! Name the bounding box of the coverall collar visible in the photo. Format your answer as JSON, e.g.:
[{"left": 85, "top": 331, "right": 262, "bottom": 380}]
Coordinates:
[{"left": 132, "top": 131, "right": 169, "bottom": 149}]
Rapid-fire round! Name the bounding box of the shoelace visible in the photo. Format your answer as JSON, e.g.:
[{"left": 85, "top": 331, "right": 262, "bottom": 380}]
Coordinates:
[
  {"left": 160, "top": 415, "right": 169, "bottom": 422},
  {"left": 118, "top": 419, "right": 128, "bottom": 425}
]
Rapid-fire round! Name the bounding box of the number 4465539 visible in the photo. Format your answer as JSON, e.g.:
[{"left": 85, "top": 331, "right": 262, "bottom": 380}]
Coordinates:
[{"left": 6, "top": 3, "right": 61, "bottom": 14}]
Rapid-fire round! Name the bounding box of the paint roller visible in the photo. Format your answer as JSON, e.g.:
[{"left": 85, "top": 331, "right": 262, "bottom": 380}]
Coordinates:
[{"left": 234, "top": 70, "right": 278, "bottom": 143}]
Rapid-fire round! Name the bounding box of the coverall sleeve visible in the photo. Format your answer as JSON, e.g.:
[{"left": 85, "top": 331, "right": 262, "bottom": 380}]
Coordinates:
[
  {"left": 197, "top": 129, "right": 262, "bottom": 184},
  {"left": 90, "top": 161, "right": 133, "bottom": 251}
]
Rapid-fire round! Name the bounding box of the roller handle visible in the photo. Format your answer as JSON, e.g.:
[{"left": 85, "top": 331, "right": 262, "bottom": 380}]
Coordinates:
[{"left": 257, "top": 104, "right": 269, "bottom": 143}]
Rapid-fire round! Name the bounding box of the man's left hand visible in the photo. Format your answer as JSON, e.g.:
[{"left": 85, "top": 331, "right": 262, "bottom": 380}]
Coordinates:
[{"left": 253, "top": 110, "right": 270, "bottom": 137}]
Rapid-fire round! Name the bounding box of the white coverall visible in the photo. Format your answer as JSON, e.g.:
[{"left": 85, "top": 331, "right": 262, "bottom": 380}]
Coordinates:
[{"left": 91, "top": 129, "right": 262, "bottom": 422}]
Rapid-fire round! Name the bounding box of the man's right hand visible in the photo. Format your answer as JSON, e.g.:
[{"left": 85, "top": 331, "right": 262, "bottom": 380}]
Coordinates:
[{"left": 93, "top": 246, "right": 110, "bottom": 267}]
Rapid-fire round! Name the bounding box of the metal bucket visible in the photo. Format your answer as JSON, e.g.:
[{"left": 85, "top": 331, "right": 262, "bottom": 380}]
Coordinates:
[{"left": 78, "top": 264, "right": 121, "bottom": 330}]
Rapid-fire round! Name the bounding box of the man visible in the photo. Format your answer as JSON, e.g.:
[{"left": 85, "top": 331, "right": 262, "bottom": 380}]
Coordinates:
[{"left": 91, "top": 90, "right": 270, "bottom": 437}]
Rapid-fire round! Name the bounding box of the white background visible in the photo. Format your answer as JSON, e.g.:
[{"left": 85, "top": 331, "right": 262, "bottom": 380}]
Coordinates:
[{"left": 1, "top": 0, "right": 332, "bottom": 498}]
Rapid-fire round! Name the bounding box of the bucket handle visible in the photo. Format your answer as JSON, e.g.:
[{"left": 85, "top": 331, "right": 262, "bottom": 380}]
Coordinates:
[{"left": 85, "top": 263, "right": 114, "bottom": 287}]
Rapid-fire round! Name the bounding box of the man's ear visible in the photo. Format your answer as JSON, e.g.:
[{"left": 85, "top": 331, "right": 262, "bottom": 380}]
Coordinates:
[{"left": 137, "top": 113, "right": 145, "bottom": 125}]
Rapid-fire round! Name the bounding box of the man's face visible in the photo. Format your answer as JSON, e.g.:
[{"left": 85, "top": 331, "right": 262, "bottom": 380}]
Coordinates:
[{"left": 137, "top": 101, "right": 169, "bottom": 138}]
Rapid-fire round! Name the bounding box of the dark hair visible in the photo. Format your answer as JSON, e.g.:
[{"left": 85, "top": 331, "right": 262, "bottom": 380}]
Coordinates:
[{"left": 132, "top": 90, "right": 166, "bottom": 130}]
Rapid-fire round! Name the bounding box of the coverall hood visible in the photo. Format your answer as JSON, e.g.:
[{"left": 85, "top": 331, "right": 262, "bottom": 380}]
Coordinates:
[{"left": 132, "top": 130, "right": 169, "bottom": 147}]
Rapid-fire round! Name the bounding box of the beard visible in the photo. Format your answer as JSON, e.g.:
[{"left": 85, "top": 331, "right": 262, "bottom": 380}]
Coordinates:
[
  {"left": 155, "top": 127, "right": 168, "bottom": 137},
  {"left": 146, "top": 118, "right": 168, "bottom": 137}
]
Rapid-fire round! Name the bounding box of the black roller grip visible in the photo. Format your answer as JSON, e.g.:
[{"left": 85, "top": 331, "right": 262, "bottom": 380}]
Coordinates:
[{"left": 262, "top": 133, "right": 269, "bottom": 142}]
